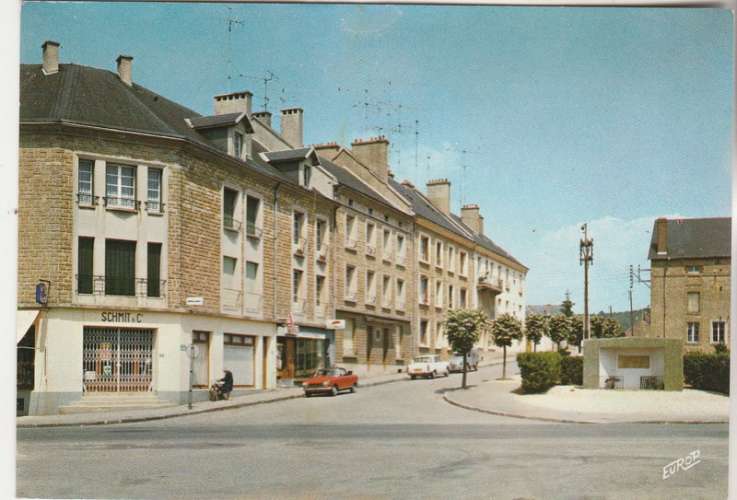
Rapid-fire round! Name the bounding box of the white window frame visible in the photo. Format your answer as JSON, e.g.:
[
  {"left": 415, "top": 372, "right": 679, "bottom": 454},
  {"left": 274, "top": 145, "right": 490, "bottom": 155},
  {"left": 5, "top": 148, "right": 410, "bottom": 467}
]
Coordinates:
[
  {"left": 105, "top": 163, "right": 137, "bottom": 209},
  {"left": 687, "top": 292, "right": 700, "bottom": 314},
  {"left": 77, "top": 158, "right": 95, "bottom": 206},
  {"left": 435, "top": 240, "right": 444, "bottom": 268},
  {"left": 711, "top": 320, "right": 727, "bottom": 344},
  {"left": 382, "top": 274, "right": 392, "bottom": 308},
  {"left": 419, "top": 234, "right": 430, "bottom": 263},
  {"left": 365, "top": 270, "right": 376, "bottom": 305},
  {"left": 366, "top": 221, "right": 377, "bottom": 256},
  {"left": 245, "top": 193, "right": 264, "bottom": 239},
  {"left": 435, "top": 280, "right": 443, "bottom": 308},
  {"left": 447, "top": 245, "right": 456, "bottom": 274},
  {"left": 396, "top": 278, "right": 406, "bottom": 310},
  {"left": 687, "top": 322, "right": 700, "bottom": 344},
  {"left": 396, "top": 233, "right": 406, "bottom": 264},
  {"left": 315, "top": 216, "right": 329, "bottom": 258},
  {"left": 345, "top": 265, "right": 357, "bottom": 301},
  {"left": 146, "top": 167, "right": 163, "bottom": 213},
  {"left": 383, "top": 228, "right": 393, "bottom": 262},
  {"left": 459, "top": 251, "right": 468, "bottom": 277},
  {"left": 419, "top": 276, "right": 429, "bottom": 305},
  {"left": 345, "top": 214, "right": 357, "bottom": 249}
]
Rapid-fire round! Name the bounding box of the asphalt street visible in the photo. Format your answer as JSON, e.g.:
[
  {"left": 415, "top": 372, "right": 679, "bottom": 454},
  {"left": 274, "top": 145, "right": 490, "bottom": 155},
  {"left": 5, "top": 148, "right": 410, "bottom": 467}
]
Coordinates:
[{"left": 17, "top": 363, "right": 728, "bottom": 499}]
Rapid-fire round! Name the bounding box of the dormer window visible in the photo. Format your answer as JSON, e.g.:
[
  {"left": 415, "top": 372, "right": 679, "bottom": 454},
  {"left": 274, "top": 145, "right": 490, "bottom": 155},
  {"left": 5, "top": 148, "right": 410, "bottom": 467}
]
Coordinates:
[
  {"left": 234, "top": 131, "right": 244, "bottom": 159},
  {"left": 303, "top": 165, "right": 311, "bottom": 187}
]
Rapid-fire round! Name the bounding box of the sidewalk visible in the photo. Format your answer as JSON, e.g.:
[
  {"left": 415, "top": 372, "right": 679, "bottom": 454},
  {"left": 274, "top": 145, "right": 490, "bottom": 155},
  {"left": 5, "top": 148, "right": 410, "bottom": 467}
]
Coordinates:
[{"left": 443, "top": 375, "right": 729, "bottom": 424}]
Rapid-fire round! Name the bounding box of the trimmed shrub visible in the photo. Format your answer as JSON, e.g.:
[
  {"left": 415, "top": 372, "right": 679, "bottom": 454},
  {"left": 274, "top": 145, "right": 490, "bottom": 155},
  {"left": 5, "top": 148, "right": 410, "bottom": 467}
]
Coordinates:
[
  {"left": 684, "top": 352, "right": 730, "bottom": 395},
  {"left": 517, "top": 352, "right": 561, "bottom": 394},
  {"left": 560, "top": 356, "right": 583, "bottom": 386}
]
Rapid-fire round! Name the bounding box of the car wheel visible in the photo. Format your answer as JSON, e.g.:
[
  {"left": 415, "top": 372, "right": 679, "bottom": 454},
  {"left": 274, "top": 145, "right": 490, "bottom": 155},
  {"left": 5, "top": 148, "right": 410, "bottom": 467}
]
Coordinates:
[
  {"left": 331, "top": 385, "right": 338, "bottom": 397},
  {"left": 350, "top": 384, "right": 357, "bottom": 393}
]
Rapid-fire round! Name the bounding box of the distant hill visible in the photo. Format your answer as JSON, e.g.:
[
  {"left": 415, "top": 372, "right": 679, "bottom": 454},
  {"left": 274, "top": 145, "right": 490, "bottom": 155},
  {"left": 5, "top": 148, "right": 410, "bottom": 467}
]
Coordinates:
[
  {"left": 526, "top": 304, "right": 563, "bottom": 316},
  {"left": 527, "top": 305, "right": 650, "bottom": 332}
]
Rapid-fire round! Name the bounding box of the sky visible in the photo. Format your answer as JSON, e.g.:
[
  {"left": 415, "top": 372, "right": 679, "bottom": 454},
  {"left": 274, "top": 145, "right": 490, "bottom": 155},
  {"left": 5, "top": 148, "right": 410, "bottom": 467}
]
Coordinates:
[{"left": 20, "top": 3, "right": 733, "bottom": 313}]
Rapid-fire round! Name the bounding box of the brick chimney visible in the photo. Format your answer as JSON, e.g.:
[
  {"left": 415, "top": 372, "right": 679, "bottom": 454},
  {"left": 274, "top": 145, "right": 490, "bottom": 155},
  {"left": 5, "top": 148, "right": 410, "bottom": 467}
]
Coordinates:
[
  {"left": 313, "top": 142, "right": 340, "bottom": 159},
  {"left": 116, "top": 55, "right": 133, "bottom": 86},
  {"left": 461, "top": 204, "right": 484, "bottom": 235},
  {"left": 214, "top": 91, "right": 253, "bottom": 116},
  {"left": 280, "top": 108, "right": 304, "bottom": 148},
  {"left": 42, "top": 40, "right": 60, "bottom": 75},
  {"left": 655, "top": 217, "right": 668, "bottom": 254},
  {"left": 351, "top": 136, "right": 389, "bottom": 182},
  {"left": 426, "top": 179, "right": 451, "bottom": 215},
  {"left": 252, "top": 111, "right": 272, "bottom": 128}
]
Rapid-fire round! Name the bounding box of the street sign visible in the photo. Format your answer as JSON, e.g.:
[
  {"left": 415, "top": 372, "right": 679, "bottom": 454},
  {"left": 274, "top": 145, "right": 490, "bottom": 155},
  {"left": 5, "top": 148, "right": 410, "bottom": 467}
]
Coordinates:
[
  {"left": 326, "top": 319, "right": 345, "bottom": 330},
  {"left": 35, "top": 281, "right": 49, "bottom": 305},
  {"left": 186, "top": 297, "right": 204, "bottom": 306}
]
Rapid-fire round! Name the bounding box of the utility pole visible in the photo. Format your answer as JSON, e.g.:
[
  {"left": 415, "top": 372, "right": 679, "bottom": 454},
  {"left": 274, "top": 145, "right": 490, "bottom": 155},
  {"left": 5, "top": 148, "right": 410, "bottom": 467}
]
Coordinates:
[
  {"left": 629, "top": 265, "right": 635, "bottom": 335},
  {"left": 579, "top": 224, "right": 594, "bottom": 340}
]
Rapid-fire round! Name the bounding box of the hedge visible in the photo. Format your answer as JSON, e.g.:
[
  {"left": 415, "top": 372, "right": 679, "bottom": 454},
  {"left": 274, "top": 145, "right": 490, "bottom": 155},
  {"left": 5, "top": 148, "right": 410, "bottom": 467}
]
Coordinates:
[
  {"left": 517, "top": 352, "right": 561, "bottom": 393},
  {"left": 560, "top": 356, "right": 583, "bottom": 386},
  {"left": 683, "top": 352, "right": 730, "bottom": 395}
]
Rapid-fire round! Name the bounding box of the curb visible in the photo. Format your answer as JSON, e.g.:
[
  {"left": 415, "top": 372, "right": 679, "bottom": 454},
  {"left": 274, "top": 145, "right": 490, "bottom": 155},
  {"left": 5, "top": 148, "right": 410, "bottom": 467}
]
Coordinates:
[
  {"left": 442, "top": 392, "right": 729, "bottom": 425},
  {"left": 18, "top": 358, "right": 508, "bottom": 429}
]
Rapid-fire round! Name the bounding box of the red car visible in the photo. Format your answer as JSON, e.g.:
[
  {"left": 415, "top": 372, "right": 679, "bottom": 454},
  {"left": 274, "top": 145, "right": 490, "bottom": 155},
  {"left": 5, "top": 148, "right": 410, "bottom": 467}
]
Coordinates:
[{"left": 302, "top": 367, "right": 358, "bottom": 397}]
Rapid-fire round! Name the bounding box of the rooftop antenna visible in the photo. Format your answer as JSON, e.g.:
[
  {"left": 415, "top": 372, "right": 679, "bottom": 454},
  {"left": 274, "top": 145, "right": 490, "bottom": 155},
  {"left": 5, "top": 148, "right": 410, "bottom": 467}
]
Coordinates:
[
  {"left": 414, "top": 119, "right": 419, "bottom": 179},
  {"left": 225, "top": 7, "right": 244, "bottom": 91},
  {"left": 261, "top": 70, "right": 277, "bottom": 112}
]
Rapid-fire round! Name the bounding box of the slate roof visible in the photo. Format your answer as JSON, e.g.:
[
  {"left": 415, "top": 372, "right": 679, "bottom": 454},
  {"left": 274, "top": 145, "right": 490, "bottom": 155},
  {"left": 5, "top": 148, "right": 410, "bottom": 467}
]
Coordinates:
[
  {"left": 263, "top": 147, "right": 314, "bottom": 163},
  {"left": 390, "top": 177, "right": 525, "bottom": 268},
  {"left": 19, "top": 63, "right": 291, "bottom": 184},
  {"left": 318, "top": 157, "right": 389, "bottom": 207},
  {"left": 189, "top": 112, "right": 252, "bottom": 132},
  {"left": 649, "top": 217, "right": 731, "bottom": 260}
]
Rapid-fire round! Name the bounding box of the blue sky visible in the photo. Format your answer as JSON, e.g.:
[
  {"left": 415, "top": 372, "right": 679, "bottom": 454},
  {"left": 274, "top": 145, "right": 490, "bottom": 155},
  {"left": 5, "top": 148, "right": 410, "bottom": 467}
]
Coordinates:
[{"left": 21, "top": 3, "right": 733, "bottom": 313}]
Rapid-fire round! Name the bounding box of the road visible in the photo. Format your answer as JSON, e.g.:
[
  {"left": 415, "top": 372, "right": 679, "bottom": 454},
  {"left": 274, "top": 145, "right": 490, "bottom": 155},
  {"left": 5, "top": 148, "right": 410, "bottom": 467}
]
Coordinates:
[{"left": 17, "top": 363, "right": 728, "bottom": 499}]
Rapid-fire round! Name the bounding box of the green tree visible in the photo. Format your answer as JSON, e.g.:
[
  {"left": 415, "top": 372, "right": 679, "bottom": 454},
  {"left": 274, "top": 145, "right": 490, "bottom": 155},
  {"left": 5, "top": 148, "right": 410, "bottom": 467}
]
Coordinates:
[
  {"left": 548, "top": 314, "right": 572, "bottom": 351},
  {"left": 525, "top": 314, "right": 548, "bottom": 352},
  {"left": 444, "top": 309, "right": 489, "bottom": 389},
  {"left": 591, "top": 315, "right": 606, "bottom": 338},
  {"left": 569, "top": 315, "right": 584, "bottom": 352},
  {"left": 604, "top": 317, "right": 624, "bottom": 338},
  {"left": 491, "top": 314, "right": 524, "bottom": 379},
  {"left": 561, "top": 295, "right": 575, "bottom": 317}
]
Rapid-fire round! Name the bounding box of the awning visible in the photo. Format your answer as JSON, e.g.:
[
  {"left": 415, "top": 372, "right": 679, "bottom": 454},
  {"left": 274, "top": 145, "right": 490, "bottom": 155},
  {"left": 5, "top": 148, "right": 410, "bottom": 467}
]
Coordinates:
[{"left": 16, "top": 310, "right": 39, "bottom": 344}]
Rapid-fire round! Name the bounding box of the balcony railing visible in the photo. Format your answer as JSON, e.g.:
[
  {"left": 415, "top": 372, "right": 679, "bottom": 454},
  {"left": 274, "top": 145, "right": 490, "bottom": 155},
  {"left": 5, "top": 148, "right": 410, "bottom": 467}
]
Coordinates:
[
  {"left": 244, "top": 292, "right": 263, "bottom": 314},
  {"left": 76, "top": 275, "right": 166, "bottom": 298},
  {"left": 222, "top": 288, "right": 243, "bottom": 311},
  {"left": 245, "top": 221, "right": 262, "bottom": 239},
  {"left": 76, "top": 193, "right": 98, "bottom": 207},
  {"left": 145, "top": 200, "right": 165, "bottom": 214},
  {"left": 223, "top": 215, "right": 242, "bottom": 232},
  {"left": 103, "top": 196, "right": 139, "bottom": 211}
]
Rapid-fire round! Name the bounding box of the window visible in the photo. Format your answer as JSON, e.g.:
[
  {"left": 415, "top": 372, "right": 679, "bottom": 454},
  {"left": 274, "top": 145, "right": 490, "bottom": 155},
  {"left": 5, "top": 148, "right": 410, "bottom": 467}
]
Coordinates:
[
  {"left": 78, "top": 159, "right": 94, "bottom": 205},
  {"left": 687, "top": 292, "right": 700, "bottom": 313},
  {"left": 345, "top": 265, "right": 356, "bottom": 300},
  {"left": 105, "top": 239, "right": 135, "bottom": 296},
  {"left": 147, "top": 168, "right": 162, "bottom": 212},
  {"left": 345, "top": 215, "right": 356, "bottom": 248},
  {"left": 419, "top": 235, "right": 430, "bottom": 262},
  {"left": 448, "top": 285, "right": 454, "bottom": 308},
  {"left": 459, "top": 252, "right": 468, "bottom": 276},
  {"left": 303, "top": 165, "right": 311, "bottom": 187},
  {"left": 147, "top": 242, "right": 162, "bottom": 297},
  {"left": 292, "top": 269, "right": 303, "bottom": 303},
  {"left": 343, "top": 319, "right": 355, "bottom": 355},
  {"left": 245, "top": 196, "right": 261, "bottom": 237},
  {"left": 224, "top": 333, "right": 253, "bottom": 346},
  {"left": 222, "top": 256, "right": 237, "bottom": 290},
  {"left": 245, "top": 261, "right": 259, "bottom": 295},
  {"left": 448, "top": 246, "right": 455, "bottom": 272},
  {"left": 316, "top": 275, "right": 325, "bottom": 307},
  {"left": 316, "top": 218, "right": 327, "bottom": 254},
  {"left": 77, "top": 237, "right": 94, "bottom": 294},
  {"left": 366, "top": 222, "right": 376, "bottom": 255},
  {"left": 686, "top": 265, "right": 702, "bottom": 274},
  {"left": 435, "top": 280, "right": 443, "bottom": 307},
  {"left": 712, "top": 321, "right": 726, "bottom": 344},
  {"left": 382, "top": 275, "right": 391, "bottom": 307},
  {"left": 383, "top": 229, "right": 392, "bottom": 259},
  {"left": 460, "top": 288, "right": 468, "bottom": 308},
  {"left": 234, "top": 131, "right": 244, "bottom": 158},
  {"left": 223, "top": 188, "right": 239, "bottom": 230},
  {"left": 293, "top": 211, "right": 305, "bottom": 245},
  {"left": 435, "top": 241, "right": 443, "bottom": 267},
  {"left": 687, "top": 322, "right": 700, "bottom": 344},
  {"left": 105, "top": 163, "right": 136, "bottom": 209},
  {"left": 420, "top": 320, "right": 429, "bottom": 346},
  {"left": 366, "top": 271, "right": 376, "bottom": 304},
  {"left": 419, "top": 276, "right": 429, "bottom": 305},
  {"left": 396, "top": 234, "right": 406, "bottom": 263},
  {"left": 396, "top": 279, "right": 405, "bottom": 309}
]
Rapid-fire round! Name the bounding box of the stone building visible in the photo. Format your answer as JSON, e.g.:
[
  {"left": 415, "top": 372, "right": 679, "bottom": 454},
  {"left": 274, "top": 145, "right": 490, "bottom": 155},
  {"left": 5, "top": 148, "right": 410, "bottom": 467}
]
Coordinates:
[{"left": 648, "top": 217, "right": 730, "bottom": 351}]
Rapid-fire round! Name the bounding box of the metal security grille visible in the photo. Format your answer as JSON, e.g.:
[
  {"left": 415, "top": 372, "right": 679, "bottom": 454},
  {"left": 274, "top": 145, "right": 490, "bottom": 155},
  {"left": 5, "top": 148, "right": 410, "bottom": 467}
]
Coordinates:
[{"left": 83, "top": 327, "right": 154, "bottom": 392}]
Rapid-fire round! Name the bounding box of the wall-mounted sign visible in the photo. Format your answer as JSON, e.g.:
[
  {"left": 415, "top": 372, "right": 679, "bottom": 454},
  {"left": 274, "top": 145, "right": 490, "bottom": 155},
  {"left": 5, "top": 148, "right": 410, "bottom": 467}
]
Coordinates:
[
  {"left": 101, "top": 312, "right": 143, "bottom": 323},
  {"left": 186, "top": 297, "right": 204, "bottom": 306},
  {"left": 35, "top": 281, "right": 49, "bottom": 305},
  {"left": 326, "top": 319, "right": 345, "bottom": 330}
]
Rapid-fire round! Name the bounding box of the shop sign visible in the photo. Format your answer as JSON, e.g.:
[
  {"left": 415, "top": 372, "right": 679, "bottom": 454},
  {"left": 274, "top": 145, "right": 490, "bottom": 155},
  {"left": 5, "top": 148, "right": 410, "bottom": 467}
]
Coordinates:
[
  {"left": 326, "top": 319, "right": 345, "bottom": 330},
  {"left": 84, "top": 371, "right": 97, "bottom": 381},
  {"left": 101, "top": 312, "right": 143, "bottom": 323},
  {"left": 186, "top": 297, "right": 204, "bottom": 306}
]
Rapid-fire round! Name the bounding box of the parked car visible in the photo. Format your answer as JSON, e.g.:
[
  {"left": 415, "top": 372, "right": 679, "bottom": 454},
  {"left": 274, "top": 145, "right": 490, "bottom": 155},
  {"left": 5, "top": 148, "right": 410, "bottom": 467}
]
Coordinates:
[
  {"left": 302, "top": 367, "right": 358, "bottom": 397},
  {"left": 448, "top": 349, "right": 480, "bottom": 373},
  {"left": 408, "top": 355, "right": 450, "bottom": 379}
]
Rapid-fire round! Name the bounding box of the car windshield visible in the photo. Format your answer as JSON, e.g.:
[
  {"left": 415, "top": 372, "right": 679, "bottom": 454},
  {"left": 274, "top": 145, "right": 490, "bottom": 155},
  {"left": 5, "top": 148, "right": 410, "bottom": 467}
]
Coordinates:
[
  {"left": 413, "top": 356, "right": 434, "bottom": 363},
  {"left": 314, "top": 369, "right": 340, "bottom": 377}
]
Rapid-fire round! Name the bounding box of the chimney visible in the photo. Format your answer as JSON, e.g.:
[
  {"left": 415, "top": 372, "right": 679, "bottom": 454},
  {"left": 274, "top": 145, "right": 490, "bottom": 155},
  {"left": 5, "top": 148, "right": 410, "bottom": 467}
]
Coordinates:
[
  {"left": 313, "top": 142, "right": 340, "bottom": 159},
  {"left": 461, "top": 204, "right": 484, "bottom": 235},
  {"left": 41, "top": 40, "right": 60, "bottom": 75},
  {"left": 116, "top": 55, "right": 133, "bottom": 86},
  {"left": 214, "top": 91, "right": 253, "bottom": 116},
  {"left": 351, "top": 136, "right": 389, "bottom": 182},
  {"left": 655, "top": 217, "right": 668, "bottom": 254},
  {"left": 252, "top": 111, "right": 272, "bottom": 128},
  {"left": 280, "top": 108, "right": 304, "bottom": 148},
  {"left": 426, "top": 179, "right": 451, "bottom": 215}
]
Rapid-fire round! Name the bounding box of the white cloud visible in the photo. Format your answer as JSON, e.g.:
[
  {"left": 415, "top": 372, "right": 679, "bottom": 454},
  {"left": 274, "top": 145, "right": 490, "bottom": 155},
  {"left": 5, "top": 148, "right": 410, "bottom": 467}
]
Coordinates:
[{"left": 524, "top": 214, "right": 681, "bottom": 313}]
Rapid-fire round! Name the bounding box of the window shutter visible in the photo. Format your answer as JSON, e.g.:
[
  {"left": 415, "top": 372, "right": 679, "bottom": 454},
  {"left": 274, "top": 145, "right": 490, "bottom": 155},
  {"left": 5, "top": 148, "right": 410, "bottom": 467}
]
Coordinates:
[
  {"left": 147, "top": 243, "right": 162, "bottom": 297},
  {"left": 106, "top": 240, "right": 136, "bottom": 296},
  {"left": 78, "top": 237, "right": 94, "bottom": 294}
]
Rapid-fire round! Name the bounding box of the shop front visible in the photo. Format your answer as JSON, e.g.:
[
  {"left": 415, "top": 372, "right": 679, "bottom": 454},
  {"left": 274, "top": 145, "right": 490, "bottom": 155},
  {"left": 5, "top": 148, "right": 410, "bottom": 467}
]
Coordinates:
[{"left": 276, "top": 326, "right": 335, "bottom": 385}]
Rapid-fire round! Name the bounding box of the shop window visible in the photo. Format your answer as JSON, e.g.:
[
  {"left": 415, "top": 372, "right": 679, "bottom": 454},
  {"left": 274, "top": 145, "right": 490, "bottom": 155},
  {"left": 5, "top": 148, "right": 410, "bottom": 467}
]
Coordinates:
[{"left": 105, "top": 239, "right": 136, "bottom": 296}]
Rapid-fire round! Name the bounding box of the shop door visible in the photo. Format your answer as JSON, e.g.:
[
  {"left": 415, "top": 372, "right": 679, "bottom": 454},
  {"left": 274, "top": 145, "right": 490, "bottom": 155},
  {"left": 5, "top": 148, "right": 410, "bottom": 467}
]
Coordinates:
[
  {"left": 83, "top": 327, "right": 154, "bottom": 392},
  {"left": 223, "top": 334, "right": 255, "bottom": 387},
  {"left": 382, "top": 327, "right": 390, "bottom": 363},
  {"left": 276, "top": 337, "right": 295, "bottom": 380}
]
